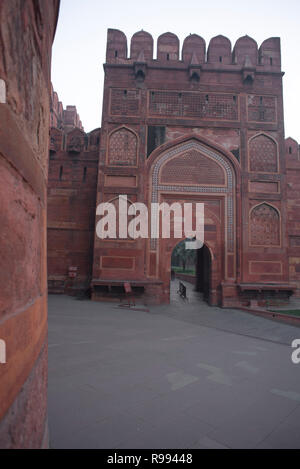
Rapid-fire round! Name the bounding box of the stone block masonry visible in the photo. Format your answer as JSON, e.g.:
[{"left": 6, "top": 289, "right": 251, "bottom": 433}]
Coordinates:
[{"left": 0, "top": 0, "right": 60, "bottom": 448}]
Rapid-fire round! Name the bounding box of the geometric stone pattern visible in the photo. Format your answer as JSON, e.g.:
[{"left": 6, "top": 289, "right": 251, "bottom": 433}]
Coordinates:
[
  {"left": 110, "top": 89, "right": 140, "bottom": 116},
  {"left": 247, "top": 95, "right": 277, "bottom": 122},
  {"left": 149, "top": 91, "right": 238, "bottom": 120},
  {"left": 160, "top": 149, "right": 225, "bottom": 185},
  {"left": 108, "top": 128, "right": 137, "bottom": 166},
  {"left": 151, "top": 141, "right": 235, "bottom": 252},
  {"left": 249, "top": 134, "right": 278, "bottom": 172},
  {"left": 250, "top": 203, "right": 280, "bottom": 246}
]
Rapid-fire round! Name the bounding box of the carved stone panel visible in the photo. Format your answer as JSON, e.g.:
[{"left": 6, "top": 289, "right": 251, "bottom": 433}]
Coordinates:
[
  {"left": 108, "top": 128, "right": 137, "bottom": 166},
  {"left": 249, "top": 134, "right": 278, "bottom": 172},
  {"left": 160, "top": 149, "right": 225, "bottom": 185},
  {"left": 250, "top": 203, "right": 280, "bottom": 246}
]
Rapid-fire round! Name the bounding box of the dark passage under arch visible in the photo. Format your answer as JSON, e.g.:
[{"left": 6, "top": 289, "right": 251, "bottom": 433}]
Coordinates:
[
  {"left": 195, "top": 244, "right": 212, "bottom": 302},
  {"left": 171, "top": 241, "right": 212, "bottom": 304}
]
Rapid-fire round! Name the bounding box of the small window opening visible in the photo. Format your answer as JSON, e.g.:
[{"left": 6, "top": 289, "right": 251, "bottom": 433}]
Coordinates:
[
  {"left": 270, "top": 57, "right": 273, "bottom": 65},
  {"left": 219, "top": 56, "right": 222, "bottom": 63},
  {"left": 260, "top": 96, "right": 263, "bottom": 105},
  {"left": 166, "top": 53, "right": 170, "bottom": 61},
  {"left": 289, "top": 147, "right": 292, "bottom": 154},
  {"left": 59, "top": 166, "right": 63, "bottom": 180},
  {"left": 205, "top": 95, "right": 209, "bottom": 104},
  {"left": 233, "top": 95, "right": 237, "bottom": 103},
  {"left": 191, "top": 72, "right": 200, "bottom": 82},
  {"left": 124, "top": 89, "right": 127, "bottom": 96},
  {"left": 115, "top": 50, "right": 118, "bottom": 58},
  {"left": 178, "top": 93, "right": 182, "bottom": 99},
  {"left": 136, "top": 70, "right": 145, "bottom": 81},
  {"left": 83, "top": 166, "right": 87, "bottom": 182}
]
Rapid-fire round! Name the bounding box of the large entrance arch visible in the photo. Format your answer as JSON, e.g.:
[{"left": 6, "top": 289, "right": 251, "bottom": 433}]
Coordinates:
[{"left": 146, "top": 136, "right": 240, "bottom": 306}]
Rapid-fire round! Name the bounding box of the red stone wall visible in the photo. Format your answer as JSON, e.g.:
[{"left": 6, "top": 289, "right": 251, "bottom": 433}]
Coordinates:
[
  {"left": 47, "top": 127, "right": 99, "bottom": 294},
  {"left": 50, "top": 84, "right": 63, "bottom": 128},
  {"left": 0, "top": 0, "right": 59, "bottom": 448},
  {"left": 286, "top": 137, "right": 300, "bottom": 296}
]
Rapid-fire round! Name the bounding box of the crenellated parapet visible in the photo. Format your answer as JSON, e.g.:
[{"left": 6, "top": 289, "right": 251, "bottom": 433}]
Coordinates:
[
  {"left": 50, "top": 86, "right": 83, "bottom": 131},
  {"left": 105, "top": 29, "right": 282, "bottom": 76},
  {"left": 49, "top": 126, "right": 100, "bottom": 155}
]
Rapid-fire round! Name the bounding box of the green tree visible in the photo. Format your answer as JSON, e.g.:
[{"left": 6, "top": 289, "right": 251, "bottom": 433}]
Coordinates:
[{"left": 171, "top": 240, "right": 196, "bottom": 272}]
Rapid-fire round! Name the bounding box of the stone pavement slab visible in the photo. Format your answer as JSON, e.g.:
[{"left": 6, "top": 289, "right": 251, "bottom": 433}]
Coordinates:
[{"left": 48, "top": 288, "right": 300, "bottom": 449}]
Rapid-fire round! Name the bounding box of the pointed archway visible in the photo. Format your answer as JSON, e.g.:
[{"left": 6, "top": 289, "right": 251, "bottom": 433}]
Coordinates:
[{"left": 146, "top": 135, "right": 240, "bottom": 306}]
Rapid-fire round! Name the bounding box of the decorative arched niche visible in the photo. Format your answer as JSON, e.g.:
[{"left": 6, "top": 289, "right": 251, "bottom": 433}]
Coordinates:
[
  {"left": 249, "top": 133, "right": 278, "bottom": 173},
  {"left": 108, "top": 127, "right": 138, "bottom": 166},
  {"left": 249, "top": 202, "right": 280, "bottom": 246},
  {"left": 149, "top": 139, "right": 236, "bottom": 257}
]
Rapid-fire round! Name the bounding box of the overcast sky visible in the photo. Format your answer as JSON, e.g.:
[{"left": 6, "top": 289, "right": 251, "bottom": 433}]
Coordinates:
[{"left": 52, "top": 0, "right": 300, "bottom": 141}]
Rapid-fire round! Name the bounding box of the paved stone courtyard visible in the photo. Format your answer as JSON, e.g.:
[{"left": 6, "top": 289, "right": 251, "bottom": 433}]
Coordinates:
[{"left": 48, "top": 281, "right": 300, "bottom": 449}]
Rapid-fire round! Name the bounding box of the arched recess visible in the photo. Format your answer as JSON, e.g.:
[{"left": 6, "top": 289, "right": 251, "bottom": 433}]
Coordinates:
[
  {"left": 97, "top": 195, "right": 136, "bottom": 241},
  {"left": 248, "top": 132, "right": 278, "bottom": 173},
  {"left": 147, "top": 135, "right": 240, "bottom": 304},
  {"left": 107, "top": 126, "right": 138, "bottom": 166},
  {"left": 249, "top": 202, "right": 281, "bottom": 247}
]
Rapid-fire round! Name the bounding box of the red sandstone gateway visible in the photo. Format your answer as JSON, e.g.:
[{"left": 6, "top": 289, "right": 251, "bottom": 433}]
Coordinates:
[{"left": 48, "top": 29, "right": 299, "bottom": 307}]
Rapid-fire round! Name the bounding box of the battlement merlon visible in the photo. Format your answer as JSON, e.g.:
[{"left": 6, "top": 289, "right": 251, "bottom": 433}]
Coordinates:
[
  {"left": 285, "top": 137, "right": 300, "bottom": 162},
  {"left": 105, "top": 29, "right": 282, "bottom": 74}
]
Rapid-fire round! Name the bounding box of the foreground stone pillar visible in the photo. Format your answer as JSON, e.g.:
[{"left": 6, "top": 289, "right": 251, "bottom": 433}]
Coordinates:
[{"left": 0, "top": 0, "right": 59, "bottom": 448}]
